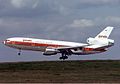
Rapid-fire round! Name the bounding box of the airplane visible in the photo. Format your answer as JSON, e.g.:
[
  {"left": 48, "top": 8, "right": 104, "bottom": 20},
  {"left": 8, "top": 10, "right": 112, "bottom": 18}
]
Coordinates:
[{"left": 3, "top": 26, "right": 114, "bottom": 60}]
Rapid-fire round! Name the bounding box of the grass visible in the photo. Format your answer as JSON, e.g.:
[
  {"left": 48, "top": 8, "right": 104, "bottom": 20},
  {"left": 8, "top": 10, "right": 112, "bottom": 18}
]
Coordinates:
[{"left": 0, "top": 60, "right": 120, "bottom": 83}]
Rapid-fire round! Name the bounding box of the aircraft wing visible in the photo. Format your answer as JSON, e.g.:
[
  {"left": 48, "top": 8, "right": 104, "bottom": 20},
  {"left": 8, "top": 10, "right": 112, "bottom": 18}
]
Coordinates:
[
  {"left": 87, "top": 44, "right": 112, "bottom": 50},
  {"left": 56, "top": 44, "right": 88, "bottom": 50},
  {"left": 56, "top": 43, "right": 112, "bottom": 51},
  {"left": 55, "top": 44, "right": 89, "bottom": 55}
]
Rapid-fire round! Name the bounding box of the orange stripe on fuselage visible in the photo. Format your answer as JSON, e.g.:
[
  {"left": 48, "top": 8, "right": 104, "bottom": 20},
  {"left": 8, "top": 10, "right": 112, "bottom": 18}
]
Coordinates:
[
  {"left": 83, "top": 48, "right": 106, "bottom": 52},
  {"left": 7, "top": 41, "right": 64, "bottom": 48},
  {"left": 84, "top": 48, "right": 93, "bottom": 51}
]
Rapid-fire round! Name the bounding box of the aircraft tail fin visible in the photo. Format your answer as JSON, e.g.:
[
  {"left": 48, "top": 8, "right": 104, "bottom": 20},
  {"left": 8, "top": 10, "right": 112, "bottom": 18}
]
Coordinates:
[{"left": 95, "top": 26, "right": 114, "bottom": 39}]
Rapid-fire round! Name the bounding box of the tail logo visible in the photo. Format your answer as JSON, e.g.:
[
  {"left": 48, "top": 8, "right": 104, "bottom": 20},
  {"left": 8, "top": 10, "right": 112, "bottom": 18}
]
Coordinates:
[{"left": 98, "top": 35, "right": 107, "bottom": 38}]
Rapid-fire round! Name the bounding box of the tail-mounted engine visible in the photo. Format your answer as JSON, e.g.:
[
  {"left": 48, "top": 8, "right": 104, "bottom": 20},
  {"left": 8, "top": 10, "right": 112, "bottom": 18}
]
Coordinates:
[{"left": 87, "top": 37, "right": 114, "bottom": 46}]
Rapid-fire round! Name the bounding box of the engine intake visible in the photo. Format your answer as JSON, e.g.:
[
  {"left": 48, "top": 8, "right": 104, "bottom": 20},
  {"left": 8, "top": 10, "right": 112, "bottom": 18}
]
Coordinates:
[{"left": 43, "top": 48, "right": 58, "bottom": 56}]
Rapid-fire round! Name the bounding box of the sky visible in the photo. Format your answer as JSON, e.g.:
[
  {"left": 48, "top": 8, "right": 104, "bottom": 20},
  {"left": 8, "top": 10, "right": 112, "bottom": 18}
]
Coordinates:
[{"left": 0, "top": 0, "right": 120, "bottom": 62}]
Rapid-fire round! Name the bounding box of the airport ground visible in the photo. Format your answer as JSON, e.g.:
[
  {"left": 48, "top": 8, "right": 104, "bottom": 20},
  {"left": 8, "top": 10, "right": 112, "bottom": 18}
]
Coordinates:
[{"left": 0, "top": 60, "right": 120, "bottom": 83}]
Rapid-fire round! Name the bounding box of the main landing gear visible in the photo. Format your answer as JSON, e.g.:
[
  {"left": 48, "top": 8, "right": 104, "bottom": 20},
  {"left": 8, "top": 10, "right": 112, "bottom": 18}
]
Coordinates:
[
  {"left": 59, "top": 53, "right": 68, "bottom": 60},
  {"left": 59, "top": 56, "right": 68, "bottom": 60}
]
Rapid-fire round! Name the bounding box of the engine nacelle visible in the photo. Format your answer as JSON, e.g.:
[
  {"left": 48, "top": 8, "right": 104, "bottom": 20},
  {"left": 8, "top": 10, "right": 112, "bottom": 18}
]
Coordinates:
[
  {"left": 87, "top": 37, "right": 114, "bottom": 46},
  {"left": 87, "top": 37, "right": 101, "bottom": 45},
  {"left": 43, "top": 48, "right": 58, "bottom": 56},
  {"left": 71, "top": 49, "right": 83, "bottom": 54}
]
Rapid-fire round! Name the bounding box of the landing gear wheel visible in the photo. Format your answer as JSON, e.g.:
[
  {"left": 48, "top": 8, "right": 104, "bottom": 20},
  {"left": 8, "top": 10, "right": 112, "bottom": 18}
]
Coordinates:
[
  {"left": 59, "top": 57, "right": 63, "bottom": 60},
  {"left": 63, "top": 56, "right": 68, "bottom": 59},
  {"left": 60, "top": 52, "right": 69, "bottom": 60},
  {"left": 18, "top": 49, "right": 21, "bottom": 56},
  {"left": 18, "top": 52, "right": 21, "bottom": 55},
  {"left": 59, "top": 56, "right": 68, "bottom": 60}
]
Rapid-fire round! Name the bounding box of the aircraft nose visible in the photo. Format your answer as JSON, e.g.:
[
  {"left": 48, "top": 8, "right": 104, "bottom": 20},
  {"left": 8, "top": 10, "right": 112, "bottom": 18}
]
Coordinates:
[
  {"left": 2, "top": 40, "right": 6, "bottom": 44},
  {"left": 2, "top": 39, "right": 11, "bottom": 45}
]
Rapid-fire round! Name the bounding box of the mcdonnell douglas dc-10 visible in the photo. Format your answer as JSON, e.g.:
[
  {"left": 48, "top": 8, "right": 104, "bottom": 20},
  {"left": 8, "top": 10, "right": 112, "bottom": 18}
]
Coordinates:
[{"left": 3, "top": 26, "right": 114, "bottom": 60}]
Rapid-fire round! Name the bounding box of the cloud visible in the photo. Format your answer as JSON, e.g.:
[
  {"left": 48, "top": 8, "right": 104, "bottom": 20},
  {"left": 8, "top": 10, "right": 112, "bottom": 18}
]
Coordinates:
[
  {"left": 94, "top": 16, "right": 120, "bottom": 27},
  {"left": 70, "top": 19, "right": 95, "bottom": 28},
  {"left": 78, "top": 0, "right": 120, "bottom": 5},
  {"left": 11, "top": 0, "right": 24, "bottom": 8},
  {"left": 0, "top": 0, "right": 119, "bottom": 19},
  {"left": 105, "top": 16, "right": 120, "bottom": 23},
  {"left": 11, "top": 0, "right": 39, "bottom": 8}
]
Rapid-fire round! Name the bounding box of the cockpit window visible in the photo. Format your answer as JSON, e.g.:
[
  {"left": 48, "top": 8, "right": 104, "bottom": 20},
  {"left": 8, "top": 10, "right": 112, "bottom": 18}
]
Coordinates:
[{"left": 6, "top": 40, "right": 10, "bottom": 42}]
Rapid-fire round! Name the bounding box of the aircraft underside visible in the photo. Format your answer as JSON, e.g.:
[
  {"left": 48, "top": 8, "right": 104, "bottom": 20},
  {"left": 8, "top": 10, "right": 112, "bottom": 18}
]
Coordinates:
[
  {"left": 6, "top": 43, "right": 105, "bottom": 60},
  {"left": 3, "top": 26, "right": 114, "bottom": 60}
]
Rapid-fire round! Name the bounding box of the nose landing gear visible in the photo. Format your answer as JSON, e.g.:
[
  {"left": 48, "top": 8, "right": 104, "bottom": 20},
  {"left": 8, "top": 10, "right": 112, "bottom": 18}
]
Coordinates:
[{"left": 18, "top": 49, "right": 21, "bottom": 55}]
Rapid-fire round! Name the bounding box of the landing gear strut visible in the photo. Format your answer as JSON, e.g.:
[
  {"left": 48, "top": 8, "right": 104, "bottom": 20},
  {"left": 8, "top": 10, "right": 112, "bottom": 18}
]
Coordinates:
[
  {"left": 59, "top": 53, "right": 68, "bottom": 60},
  {"left": 18, "top": 49, "right": 21, "bottom": 55}
]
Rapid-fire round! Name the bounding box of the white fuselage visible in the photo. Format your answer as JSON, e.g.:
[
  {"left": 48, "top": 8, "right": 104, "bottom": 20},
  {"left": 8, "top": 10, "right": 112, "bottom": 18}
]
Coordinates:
[
  {"left": 3, "top": 37, "right": 85, "bottom": 51},
  {"left": 2, "top": 26, "right": 114, "bottom": 60},
  {"left": 3, "top": 37, "right": 111, "bottom": 55}
]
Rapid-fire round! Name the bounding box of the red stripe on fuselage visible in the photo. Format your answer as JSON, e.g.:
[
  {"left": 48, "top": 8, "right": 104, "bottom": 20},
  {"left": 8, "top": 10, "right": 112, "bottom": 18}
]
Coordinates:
[
  {"left": 6, "top": 41, "right": 65, "bottom": 48},
  {"left": 83, "top": 48, "right": 93, "bottom": 51},
  {"left": 83, "top": 47, "right": 106, "bottom": 52}
]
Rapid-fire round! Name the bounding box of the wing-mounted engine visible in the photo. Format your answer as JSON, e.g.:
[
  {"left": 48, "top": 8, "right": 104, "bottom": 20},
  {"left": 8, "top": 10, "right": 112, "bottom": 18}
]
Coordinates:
[
  {"left": 43, "top": 47, "right": 59, "bottom": 56},
  {"left": 70, "top": 47, "right": 83, "bottom": 54}
]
